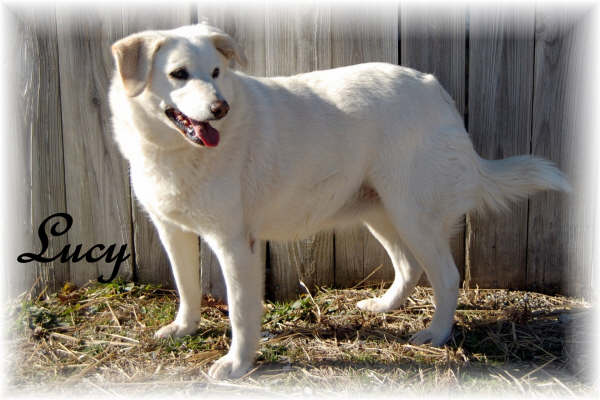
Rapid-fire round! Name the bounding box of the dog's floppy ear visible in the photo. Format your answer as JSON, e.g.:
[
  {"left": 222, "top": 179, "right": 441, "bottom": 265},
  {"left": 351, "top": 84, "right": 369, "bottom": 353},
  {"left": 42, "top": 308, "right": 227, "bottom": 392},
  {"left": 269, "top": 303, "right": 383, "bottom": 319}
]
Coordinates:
[
  {"left": 210, "top": 33, "right": 248, "bottom": 68},
  {"left": 111, "top": 33, "right": 165, "bottom": 97}
]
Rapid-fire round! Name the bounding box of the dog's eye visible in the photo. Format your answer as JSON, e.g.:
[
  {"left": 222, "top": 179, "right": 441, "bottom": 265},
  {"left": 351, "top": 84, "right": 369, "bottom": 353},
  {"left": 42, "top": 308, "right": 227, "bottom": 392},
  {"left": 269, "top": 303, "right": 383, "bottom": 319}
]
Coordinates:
[
  {"left": 169, "top": 67, "right": 190, "bottom": 80},
  {"left": 212, "top": 68, "right": 220, "bottom": 79}
]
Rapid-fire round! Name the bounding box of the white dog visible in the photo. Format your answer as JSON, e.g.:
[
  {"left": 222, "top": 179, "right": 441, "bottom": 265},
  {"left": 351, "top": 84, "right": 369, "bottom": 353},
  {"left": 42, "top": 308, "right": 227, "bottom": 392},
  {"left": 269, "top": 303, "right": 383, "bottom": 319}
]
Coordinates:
[{"left": 109, "top": 22, "right": 569, "bottom": 379}]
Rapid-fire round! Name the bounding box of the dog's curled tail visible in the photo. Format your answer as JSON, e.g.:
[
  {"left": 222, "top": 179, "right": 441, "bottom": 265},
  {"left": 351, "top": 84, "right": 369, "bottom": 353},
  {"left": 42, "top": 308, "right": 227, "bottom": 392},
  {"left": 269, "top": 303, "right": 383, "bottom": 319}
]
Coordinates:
[{"left": 477, "top": 155, "right": 571, "bottom": 213}]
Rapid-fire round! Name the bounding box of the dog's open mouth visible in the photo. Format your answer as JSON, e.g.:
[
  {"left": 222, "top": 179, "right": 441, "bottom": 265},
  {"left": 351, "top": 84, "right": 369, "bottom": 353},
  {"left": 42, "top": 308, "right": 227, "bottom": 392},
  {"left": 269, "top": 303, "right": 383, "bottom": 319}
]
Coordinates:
[{"left": 165, "top": 108, "right": 220, "bottom": 147}]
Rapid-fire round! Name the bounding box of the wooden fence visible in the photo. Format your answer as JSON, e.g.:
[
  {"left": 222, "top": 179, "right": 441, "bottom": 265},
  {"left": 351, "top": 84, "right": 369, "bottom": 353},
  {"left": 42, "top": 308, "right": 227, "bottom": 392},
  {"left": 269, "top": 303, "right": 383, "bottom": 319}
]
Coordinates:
[{"left": 4, "top": 2, "right": 596, "bottom": 301}]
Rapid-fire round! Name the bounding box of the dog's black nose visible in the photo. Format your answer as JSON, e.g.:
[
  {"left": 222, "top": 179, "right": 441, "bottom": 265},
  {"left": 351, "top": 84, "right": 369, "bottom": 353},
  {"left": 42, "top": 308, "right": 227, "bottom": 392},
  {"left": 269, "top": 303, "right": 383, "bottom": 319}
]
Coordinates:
[{"left": 209, "top": 100, "right": 229, "bottom": 119}]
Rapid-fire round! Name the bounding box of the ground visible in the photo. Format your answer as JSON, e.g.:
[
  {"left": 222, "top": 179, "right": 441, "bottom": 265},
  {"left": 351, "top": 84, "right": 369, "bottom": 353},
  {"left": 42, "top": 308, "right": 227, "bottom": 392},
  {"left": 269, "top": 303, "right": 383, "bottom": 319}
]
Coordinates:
[{"left": 3, "top": 279, "right": 597, "bottom": 397}]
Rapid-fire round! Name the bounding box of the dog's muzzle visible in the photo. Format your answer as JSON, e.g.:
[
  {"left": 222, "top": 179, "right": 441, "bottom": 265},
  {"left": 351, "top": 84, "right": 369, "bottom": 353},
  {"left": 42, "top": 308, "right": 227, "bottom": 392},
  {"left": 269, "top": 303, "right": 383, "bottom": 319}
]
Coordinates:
[{"left": 165, "top": 108, "right": 220, "bottom": 147}]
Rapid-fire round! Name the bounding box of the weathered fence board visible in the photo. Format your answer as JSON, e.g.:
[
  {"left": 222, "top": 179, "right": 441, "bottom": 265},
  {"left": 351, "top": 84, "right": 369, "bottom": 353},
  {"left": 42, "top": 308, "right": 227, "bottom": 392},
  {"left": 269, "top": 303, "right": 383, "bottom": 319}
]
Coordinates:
[
  {"left": 399, "top": 3, "right": 467, "bottom": 285},
  {"left": 331, "top": 2, "right": 398, "bottom": 288},
  {"left": 527, "top": 8, "right": 595, "bottom": 298},
  {"left": 265, "top": 2, "right": 335, "bottom": 300},
  {"left": 56, "top": 8, "right": 134, "bottom": 286},
  {"left": 565, "top": 11, "right": 597, "bottom": 300},
  {"left": 467, "top": 4, "right": 535, "bottom": 289},
  {"left": 3, "top": 9, "right": 32, "bottom": 299},
  {"left": 8, "top": 10, "right": 68, "bottom": 296},
  {"left": 27, "top": 12, "right": 70, "bottom": 294},
  {"left": 527, "top": 9, "right": 578, "bottom": 294}
]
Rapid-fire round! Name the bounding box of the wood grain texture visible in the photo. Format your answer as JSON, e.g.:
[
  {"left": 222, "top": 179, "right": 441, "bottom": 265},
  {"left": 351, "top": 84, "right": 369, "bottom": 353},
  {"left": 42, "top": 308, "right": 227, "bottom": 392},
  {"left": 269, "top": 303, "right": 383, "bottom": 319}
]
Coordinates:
[
  {"left": 195, "top": 4, "right": 268, "bottom": 300},
  {"left": 265, "top": 2, "right": 332, "bottom": 75},
  {"left": 202, "top": 4, "right": 267, "bottom": 77},
  {"left": 527, "top": 10, "right": 572, "bottom": 294},
  {"left": 528, "top": 8, "right": 593, "bottom": 297},
  {"left": 565, "top": 11, "right": 596, "bottom": 300},
  {"left": 264, "top": 3, "right": 335, "bottom": 300},
  {"left": 2, "top": 10, "right": 31, "bottom": 298},
  {"left": 27, "top": 12, "right": 70, "bottom": 294},
  {"left": 467, "top": 5, "right": 535, "bottom": 289},
  {"left": 5, "top": 10, "right": 68, "bottom": 296},
  {"left": 330, "top": 2, "right": 398, "bottom": 288},
  {"left": 121, "top": 7, "right": 195, "bottom": 289},
  {"left": 400, "top": 4, "right": 467, "bottom": 285},
  {"left": 269, "top": 233, "right": 334, "bottom": 300},
  {"left": 56, "top": 8, "right": 134, "bottom": 287}
]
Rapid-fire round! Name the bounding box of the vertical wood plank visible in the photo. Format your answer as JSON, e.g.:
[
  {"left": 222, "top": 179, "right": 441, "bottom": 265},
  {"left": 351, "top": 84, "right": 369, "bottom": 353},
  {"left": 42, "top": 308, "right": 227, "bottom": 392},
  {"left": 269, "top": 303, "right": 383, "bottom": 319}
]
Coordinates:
[
  {"left": 28, "top": 11, "right": 70, "bottom": 294},
  {"left": 56, "top": 7, "right": 133, "bottom": 286},
  {"left": 529, "top": 7, "right": 593, "bottom": 297},
  {"left": 264, "top": 2, "right": 335, "bottom": 301},
  {"left": 196, "top": 4, "right": 267, "bottom": 300},
  {"left": 527, "top": 9, "right": 573, "bottom": 294},
  {"left": 5, "top": 9, "right": 68, "bottom": 296},
  {"left": 265, "top": 2, "right": 332, "bottom": 75},
  {"left": 467, "top": 5, "right": 535, "bottom": 289},
  {"left": 121, "top": 7, "right": 195, "bottom": 289},
  {"left": 330, "top": 2, "right": 398, "bottom": 288},
  {"left": 566, "top": 11, "right": 596, "bottom": 300},
  {"left": 205, "top": 4, "right": 267, "bottom": 78},
  {"left": 1, "top": 9, "right": 29, "bottom": 299},
  {"left": 400, "top": 4, "right": 467, "bottom": 285}
]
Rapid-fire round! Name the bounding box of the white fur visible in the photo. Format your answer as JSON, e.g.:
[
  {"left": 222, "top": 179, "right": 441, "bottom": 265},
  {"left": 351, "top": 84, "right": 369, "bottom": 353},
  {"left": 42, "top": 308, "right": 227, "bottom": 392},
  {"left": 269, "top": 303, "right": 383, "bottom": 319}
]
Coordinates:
[{"left": 109, "top": 23, "right": 570, "bottom": 379}]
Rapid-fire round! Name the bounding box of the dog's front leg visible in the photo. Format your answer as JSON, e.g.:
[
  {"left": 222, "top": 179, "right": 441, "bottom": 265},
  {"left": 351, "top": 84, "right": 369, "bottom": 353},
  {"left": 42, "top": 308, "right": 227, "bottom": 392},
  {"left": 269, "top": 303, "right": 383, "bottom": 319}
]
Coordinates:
[
  {"left": 150, "top": 215, "right": 203, "bottom": 339},
  {"left": 208, "top": 235, "right": 263, "bottom": 380}
]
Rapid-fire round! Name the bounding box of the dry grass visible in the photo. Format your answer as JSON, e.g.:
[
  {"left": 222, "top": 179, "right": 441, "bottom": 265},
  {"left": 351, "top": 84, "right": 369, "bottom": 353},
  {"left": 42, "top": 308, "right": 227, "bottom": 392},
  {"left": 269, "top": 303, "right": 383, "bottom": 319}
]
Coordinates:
[{"left": 4, "top": 279, "right": 596, "bottom": 397}]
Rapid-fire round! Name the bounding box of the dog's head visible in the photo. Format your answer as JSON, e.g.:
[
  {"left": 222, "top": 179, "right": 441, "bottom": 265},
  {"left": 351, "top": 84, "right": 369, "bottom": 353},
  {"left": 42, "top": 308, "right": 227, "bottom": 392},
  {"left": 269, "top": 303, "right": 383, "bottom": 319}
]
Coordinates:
[{"left": 111, "top": 23, "right": 247, "bottom": 148}]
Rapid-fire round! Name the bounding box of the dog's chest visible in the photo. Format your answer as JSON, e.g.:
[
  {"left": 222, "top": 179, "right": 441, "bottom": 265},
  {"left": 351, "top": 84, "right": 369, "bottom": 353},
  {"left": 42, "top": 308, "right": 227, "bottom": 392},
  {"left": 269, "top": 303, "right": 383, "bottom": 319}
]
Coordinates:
[{"left": 129, "top": 158, "right": 217, "bottom": 231}]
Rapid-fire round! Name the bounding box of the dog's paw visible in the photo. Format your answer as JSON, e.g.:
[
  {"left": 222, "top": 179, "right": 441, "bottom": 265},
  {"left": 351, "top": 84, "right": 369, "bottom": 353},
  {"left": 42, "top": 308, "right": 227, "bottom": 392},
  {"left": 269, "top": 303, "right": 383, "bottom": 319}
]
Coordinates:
[
  {"left": 208, "top": 354, "right": 252, "bottom": 380},
  {"left": 357, "top": 297, "right": 394, "bottom": 313},
  {"left": 154, "top": 320, "right": 198, "bottom": 339},
  {"left": 408, "top": 327, "right": 451, "bottom": 347}
]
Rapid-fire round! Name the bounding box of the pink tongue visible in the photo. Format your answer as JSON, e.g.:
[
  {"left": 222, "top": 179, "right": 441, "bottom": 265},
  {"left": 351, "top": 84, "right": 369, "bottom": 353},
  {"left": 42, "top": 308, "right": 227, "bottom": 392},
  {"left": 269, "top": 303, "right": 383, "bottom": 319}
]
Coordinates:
[{"left": 192, "top": 122, "right": 220, "bottom": 147}]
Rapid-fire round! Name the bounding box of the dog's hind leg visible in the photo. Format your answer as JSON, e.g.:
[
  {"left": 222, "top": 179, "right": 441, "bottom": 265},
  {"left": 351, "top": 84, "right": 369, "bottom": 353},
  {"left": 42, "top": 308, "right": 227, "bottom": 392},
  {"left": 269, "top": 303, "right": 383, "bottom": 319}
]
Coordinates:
[
  {"left": 378, "top": 198, "right": 459, "bottom": 346},
  {"left": 357, "top": 209, "right": 423, "bottom": 313}
]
